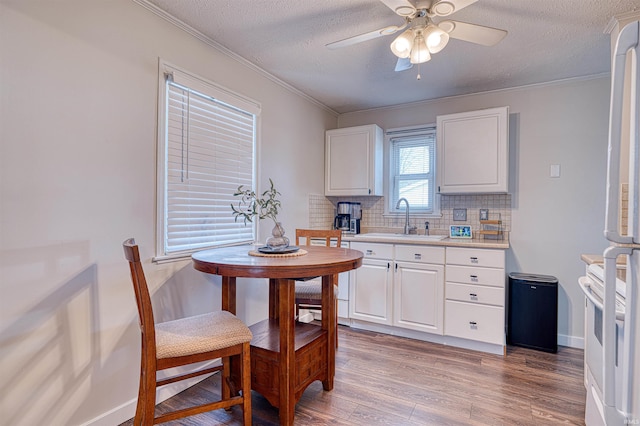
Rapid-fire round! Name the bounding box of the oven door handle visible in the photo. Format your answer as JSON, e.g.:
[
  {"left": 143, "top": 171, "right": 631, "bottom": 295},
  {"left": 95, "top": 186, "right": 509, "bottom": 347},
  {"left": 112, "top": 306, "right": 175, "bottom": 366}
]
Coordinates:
[{"left": 578, "top": 276, "right": 625, "bottom": 321}]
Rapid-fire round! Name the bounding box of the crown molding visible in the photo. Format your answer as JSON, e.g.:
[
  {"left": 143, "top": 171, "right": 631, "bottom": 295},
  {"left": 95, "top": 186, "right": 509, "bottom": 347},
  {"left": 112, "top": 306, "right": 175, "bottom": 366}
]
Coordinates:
[
  {"left": 132, "top": 0, "right": 338, "bottom": 116},
  {"left": 605, "top": 10, "right": 640, "bottom": 34}
]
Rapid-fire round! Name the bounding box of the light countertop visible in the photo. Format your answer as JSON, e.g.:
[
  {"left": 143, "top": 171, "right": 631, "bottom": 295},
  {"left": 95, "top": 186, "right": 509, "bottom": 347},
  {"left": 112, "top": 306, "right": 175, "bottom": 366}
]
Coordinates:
[
  {"left": 580, "top": 253, "right": 626, "bottom": 265},
  {"left": 343, "top": 232, "right": 509, "bottom": 249}
]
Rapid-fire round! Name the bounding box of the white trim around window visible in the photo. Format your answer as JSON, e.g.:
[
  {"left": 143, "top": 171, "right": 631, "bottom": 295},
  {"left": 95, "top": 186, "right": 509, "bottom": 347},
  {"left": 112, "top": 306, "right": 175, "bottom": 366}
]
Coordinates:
[
  {"left": 154, "top": 60, "right": 261, "bottom": 263},
  {"left": 385, "top": 124, "right": 441, "bottom": 218}
]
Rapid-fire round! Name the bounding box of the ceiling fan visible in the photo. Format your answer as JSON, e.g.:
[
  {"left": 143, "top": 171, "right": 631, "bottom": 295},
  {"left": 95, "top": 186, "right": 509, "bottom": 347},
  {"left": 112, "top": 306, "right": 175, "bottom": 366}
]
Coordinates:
[{"left": 326, "top": 0, "right": 507, "bottom": 73}]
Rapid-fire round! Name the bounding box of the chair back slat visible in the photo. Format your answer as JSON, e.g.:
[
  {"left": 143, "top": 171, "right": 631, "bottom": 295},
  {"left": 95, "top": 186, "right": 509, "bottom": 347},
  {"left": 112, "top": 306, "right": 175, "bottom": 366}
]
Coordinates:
[
  {"left": 295, "top": 229, "right": 342, "bottom": 247},
  {"left": 123, "top": 238, "right": 156, "bottom": 347}
]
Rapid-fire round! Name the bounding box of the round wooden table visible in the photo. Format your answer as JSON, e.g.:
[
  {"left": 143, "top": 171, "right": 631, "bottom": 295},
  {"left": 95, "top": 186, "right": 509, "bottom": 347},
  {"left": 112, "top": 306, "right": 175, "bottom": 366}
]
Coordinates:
[{"left": 192, "top": 244, "right": 363, "bottom": 425}]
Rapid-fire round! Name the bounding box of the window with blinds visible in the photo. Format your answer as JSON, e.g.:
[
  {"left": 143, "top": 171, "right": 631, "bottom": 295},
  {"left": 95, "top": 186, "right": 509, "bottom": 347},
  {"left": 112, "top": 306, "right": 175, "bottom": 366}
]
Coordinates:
[
  {"left": 389, "top": 127, "right": 437, "bottom": 214},
  {"left": 156, "top": 62, "right": 261, "bottom": 260}
]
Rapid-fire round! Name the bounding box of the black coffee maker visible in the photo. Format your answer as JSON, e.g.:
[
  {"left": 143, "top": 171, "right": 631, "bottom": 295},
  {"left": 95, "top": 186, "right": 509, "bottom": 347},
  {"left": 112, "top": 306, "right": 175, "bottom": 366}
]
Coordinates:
[
  {"left": 349, "top": 202, "right": 361, "bottom": 234},
  {"left": 334, "top": 202, "right": 351, "bottom": 232},
  {"left": 334, "top": 202, "right": 361, "bottom": 234}
]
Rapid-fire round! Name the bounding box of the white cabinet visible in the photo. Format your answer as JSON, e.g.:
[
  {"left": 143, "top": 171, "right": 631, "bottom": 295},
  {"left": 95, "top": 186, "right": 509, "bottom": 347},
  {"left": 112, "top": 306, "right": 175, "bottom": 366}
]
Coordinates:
[
  {"left": 325, "top": 124, "right": 383, "bottom": 196},
  {"left": 436, "top": 106, "right": 509, "bottom": 194},
  {"left": 349, "top": 242, "right": 393, "bottom": 324},
  {"left": 349, "top": 242, "right": 445, "bottom": 334},
  {"left": 444, "top": 247, "right": 506, "bottom": 346},
  {"left": 394, "top": 245, "right": 445, "bottom": 334}
]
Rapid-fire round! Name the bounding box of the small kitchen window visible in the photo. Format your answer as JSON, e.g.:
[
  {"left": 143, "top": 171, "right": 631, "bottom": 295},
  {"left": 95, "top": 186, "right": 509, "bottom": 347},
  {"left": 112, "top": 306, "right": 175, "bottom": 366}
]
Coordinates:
[
  {"left": 155, "top": 60, "right": 261, "bottom": 262},
  {"left": 387, "top": 126, "right": 438, "bottom": 215}
]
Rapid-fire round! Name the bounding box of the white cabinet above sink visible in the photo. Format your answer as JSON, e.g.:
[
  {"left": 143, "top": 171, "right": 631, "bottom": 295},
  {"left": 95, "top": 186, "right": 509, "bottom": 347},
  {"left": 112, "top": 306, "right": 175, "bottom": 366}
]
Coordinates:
[{"left": 436, "top": 106, "right": 509, "bottom": 194}]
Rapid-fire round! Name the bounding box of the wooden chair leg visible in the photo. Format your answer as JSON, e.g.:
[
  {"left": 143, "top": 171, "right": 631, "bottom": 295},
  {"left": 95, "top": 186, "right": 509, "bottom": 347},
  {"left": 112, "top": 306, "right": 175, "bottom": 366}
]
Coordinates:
[
  {"left": 138, "top": 361, "right": 157, "bottom": 426},
  {"left": 335, "top": 300, "right": 339, "bottom": 349},
  {"left": 222, "top": 355, "right": 231, "bottom": 411},
  {"left": 241, "top": 342, "right": 252, "bottom": 425}
]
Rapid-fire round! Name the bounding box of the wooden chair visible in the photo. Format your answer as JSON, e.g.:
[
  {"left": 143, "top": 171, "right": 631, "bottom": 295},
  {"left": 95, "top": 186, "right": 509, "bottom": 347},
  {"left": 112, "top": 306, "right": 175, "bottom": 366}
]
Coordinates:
[
  {"left": 123, "top": 238, "right": 252, "bottom": 425},
  {"left": 294, "top": 229, "right": 342, "bottom": 347}
]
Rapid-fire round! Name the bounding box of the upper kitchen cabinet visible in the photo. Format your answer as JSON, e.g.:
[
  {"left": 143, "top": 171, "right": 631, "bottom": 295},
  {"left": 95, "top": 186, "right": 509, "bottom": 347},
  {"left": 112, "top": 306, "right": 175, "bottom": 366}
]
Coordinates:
[
  {"left": 436, "top": 106, "right": 509, "bottom": 194},
  {"left": 325, "top": 124, "right": 383, "bottom": 196}
]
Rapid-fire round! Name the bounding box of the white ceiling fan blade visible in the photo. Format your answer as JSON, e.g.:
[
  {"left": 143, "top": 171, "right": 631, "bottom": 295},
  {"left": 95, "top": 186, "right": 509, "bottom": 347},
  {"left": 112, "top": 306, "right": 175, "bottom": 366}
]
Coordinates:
[
  {"left": 430, "top": 0, "right": 478, "bottom": 17},
  {"left": 439, "top": 20, "right": 507, "bottom": 46},
  {"left": 326, "top": 24, "right": 404, "bottom": 49},
  {"left": 379, "top": 0, "right": 416, "bottom": 17},
  {"left": 395, "top": 57, "right": 413, "bottom": 72}
]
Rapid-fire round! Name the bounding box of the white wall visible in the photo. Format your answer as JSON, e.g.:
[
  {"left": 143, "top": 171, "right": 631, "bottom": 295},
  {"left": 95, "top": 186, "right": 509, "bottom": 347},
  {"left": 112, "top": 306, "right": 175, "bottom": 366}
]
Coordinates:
[
  {"left": 338, "top": 77, "right": 611, "bottom": 348},
  {"left": 0, "top": 0, "right": 336, "bottom": 424}
]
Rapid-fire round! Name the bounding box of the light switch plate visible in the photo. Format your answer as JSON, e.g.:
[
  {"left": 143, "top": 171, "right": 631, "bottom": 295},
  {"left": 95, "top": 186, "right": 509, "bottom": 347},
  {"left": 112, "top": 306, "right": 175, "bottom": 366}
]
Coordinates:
[{"left": 453, "top": 208, "right": 467, "bottom": 221}]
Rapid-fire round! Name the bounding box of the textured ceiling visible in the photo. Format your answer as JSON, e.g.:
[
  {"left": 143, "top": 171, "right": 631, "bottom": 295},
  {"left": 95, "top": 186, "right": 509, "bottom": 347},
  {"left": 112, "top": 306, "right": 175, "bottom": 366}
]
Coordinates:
[{"left": 142, "top": 0, "right": 639, "bottom": 114}]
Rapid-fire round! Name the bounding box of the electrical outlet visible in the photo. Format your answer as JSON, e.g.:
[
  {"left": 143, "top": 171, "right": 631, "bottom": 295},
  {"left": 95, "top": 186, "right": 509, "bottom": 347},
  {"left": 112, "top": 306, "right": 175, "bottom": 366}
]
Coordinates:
[{"left": 453, "top": 208, "right": 467, "bottom": 221}]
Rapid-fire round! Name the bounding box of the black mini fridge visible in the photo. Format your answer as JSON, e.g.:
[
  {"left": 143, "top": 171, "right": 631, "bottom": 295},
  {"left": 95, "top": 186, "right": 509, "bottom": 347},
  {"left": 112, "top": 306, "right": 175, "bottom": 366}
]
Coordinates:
[{"left": 507, "top": 273, "right": 558, "bottom": 353}]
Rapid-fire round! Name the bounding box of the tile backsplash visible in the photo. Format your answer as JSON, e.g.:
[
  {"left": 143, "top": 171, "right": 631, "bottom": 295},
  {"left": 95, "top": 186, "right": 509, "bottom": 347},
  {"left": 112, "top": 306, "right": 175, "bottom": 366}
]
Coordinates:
[{"left": 309, "top": 193, "right": 511, "bottom": 237}]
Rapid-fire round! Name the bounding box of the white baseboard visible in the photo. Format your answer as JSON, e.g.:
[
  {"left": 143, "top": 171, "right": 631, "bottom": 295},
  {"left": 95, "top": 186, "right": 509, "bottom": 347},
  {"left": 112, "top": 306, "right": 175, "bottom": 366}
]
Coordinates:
[
  {"left": 558, "top": 333, "right": 584, "bottom": 349},
  {"left": 80, "top": 362, "right": 219, "bottom": 426}
]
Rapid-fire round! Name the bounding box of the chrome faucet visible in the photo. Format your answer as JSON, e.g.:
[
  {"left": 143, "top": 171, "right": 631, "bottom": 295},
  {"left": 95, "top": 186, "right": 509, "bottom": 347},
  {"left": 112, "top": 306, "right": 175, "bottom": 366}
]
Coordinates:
[{"left": 396, "top": 197, "right": 411, "bottom": 234}]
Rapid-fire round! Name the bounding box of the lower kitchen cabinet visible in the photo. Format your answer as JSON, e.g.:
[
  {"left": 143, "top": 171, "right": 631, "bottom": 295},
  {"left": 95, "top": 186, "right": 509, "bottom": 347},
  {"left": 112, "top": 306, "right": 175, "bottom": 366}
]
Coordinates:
[
  {"left": 350, "top": 257, "right": 393, "bottom": 324},
  {"left": 347, "top": 241, "right": 507, "bottom": 355},
  {"left": 394, "top": 245, "right": 445, "bottom": 334},
  {"left": 445, "top": 300, "right": 504, "bottom": 345},
  {"left": 394, "top": 260, "right": 444, "bottom": 334},
  {"left": 349, "top": 242, "right": 445, "bottom": 333},
  {"left": 444, "top": 247, "right": 506, "bottom": 347}
]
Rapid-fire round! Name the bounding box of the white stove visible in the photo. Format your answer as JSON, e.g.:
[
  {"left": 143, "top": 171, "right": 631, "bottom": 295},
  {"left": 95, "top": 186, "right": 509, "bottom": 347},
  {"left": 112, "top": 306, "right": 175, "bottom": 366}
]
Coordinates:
[{"left": 579, "top": 261, "right": 628, "bottom": 426}]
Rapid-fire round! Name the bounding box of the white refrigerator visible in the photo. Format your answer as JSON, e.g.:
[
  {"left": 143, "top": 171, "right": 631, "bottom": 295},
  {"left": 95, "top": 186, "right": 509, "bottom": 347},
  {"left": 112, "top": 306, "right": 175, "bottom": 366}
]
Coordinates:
[{"left": 588, "top": 19, "right": 640, "bottom": 425}]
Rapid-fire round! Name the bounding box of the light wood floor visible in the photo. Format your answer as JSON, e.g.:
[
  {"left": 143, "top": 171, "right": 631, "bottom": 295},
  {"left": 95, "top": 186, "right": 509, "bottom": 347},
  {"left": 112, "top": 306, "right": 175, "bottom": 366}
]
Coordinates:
[{"left": 120, "top": 325, "right": 586, "bottom": 425}]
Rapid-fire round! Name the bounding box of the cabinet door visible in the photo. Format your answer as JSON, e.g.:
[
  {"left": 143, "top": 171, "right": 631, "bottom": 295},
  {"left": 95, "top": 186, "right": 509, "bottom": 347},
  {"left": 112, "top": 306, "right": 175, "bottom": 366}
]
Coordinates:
[
  {"left": 325, "top": 124, "right": 383, "bottom": 196},
  {"left": 350, "top": 258, "right": 393, "bottom": 325},
  {"left": 445, "top": 300, "right": 505, "bottom": 345},
  {"left": 394, "top": 261, "right": 444, "bottom": 334},
  {"left": 437, "top": 106, "right": 509, "bottom": 193}
]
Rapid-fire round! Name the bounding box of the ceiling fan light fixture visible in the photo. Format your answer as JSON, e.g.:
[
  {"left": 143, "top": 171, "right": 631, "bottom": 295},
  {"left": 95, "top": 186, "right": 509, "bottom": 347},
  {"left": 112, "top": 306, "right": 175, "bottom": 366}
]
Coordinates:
[
  {"left": 423, "top": 24, "right": 450, "bottom": 53},
  {"left": 390, "top": 28, "right": 414, "bottom": 59},
  {"left": 409, "top": 34, "right": 431, "bottom": 64}
]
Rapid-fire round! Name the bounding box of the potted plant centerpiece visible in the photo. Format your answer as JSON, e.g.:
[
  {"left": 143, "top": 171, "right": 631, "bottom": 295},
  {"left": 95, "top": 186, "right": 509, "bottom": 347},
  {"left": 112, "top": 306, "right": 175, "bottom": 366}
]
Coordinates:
[{"left": 231, "top": 178, "right": 290, "bottom": 250}]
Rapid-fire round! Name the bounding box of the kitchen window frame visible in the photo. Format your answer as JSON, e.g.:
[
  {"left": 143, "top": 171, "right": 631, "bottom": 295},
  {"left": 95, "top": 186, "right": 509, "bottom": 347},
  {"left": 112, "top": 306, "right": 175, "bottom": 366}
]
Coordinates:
[{"left": 384, "top": 124, "right": 441, "bottom": 218}]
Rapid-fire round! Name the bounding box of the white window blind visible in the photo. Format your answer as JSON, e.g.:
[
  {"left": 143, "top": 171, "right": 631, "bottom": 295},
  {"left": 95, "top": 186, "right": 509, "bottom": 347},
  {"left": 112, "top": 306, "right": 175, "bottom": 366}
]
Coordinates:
[
  {"left": 156, "top": 62, "right": 260, "bottom": 260},
  {"left": 389, "top": 127, "right": 436, "bottom": 213}
]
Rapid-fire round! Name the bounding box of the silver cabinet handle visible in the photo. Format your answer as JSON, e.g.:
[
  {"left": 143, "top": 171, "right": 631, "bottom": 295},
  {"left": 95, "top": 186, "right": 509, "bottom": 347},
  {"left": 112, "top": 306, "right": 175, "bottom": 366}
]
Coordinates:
[
  {"left": 469, "top": 293, "right": 478, "bottom": 297},
  {"left": 469, "top": 321, "right": 477, "bottom": 326},
  {"left": 366, "top": 249, "right": 374, "bottom": 255},
  {"left": 470, "top": 256, "right": 479, "bottom": 263}
]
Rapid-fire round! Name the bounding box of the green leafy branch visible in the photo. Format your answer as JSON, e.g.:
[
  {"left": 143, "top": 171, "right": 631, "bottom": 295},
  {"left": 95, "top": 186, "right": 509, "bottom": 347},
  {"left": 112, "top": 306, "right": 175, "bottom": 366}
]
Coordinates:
[{"left": 231, "top": 178, "right": 282, "bottom": 225}]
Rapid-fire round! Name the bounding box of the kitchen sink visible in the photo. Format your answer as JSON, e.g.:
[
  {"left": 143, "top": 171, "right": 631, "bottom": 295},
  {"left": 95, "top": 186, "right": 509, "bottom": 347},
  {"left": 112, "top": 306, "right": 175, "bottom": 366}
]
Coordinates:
[{"left": 353, "top": 233, "right": 447, "bottom": 241}]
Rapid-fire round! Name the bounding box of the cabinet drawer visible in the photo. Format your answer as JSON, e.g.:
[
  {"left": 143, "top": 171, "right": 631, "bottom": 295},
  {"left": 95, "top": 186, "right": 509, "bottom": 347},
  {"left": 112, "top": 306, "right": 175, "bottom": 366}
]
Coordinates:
[
  {"left": 446, "top": 247, "right": 505, "bottom": 268},
  {"left": 350, "top": 242, "right": 393, "bottom": 260},
  {"left": 446, "top": 265, "right": 505, "bottom": 288},
  {"left": 395, "top": 245, "right": 445, "bottom": 264},
  {"left": 446, "top": 282, "right": 504, "bottom": 306},
  {"left": 445, "top": 300, "right": 504, "bottom": 345}
]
